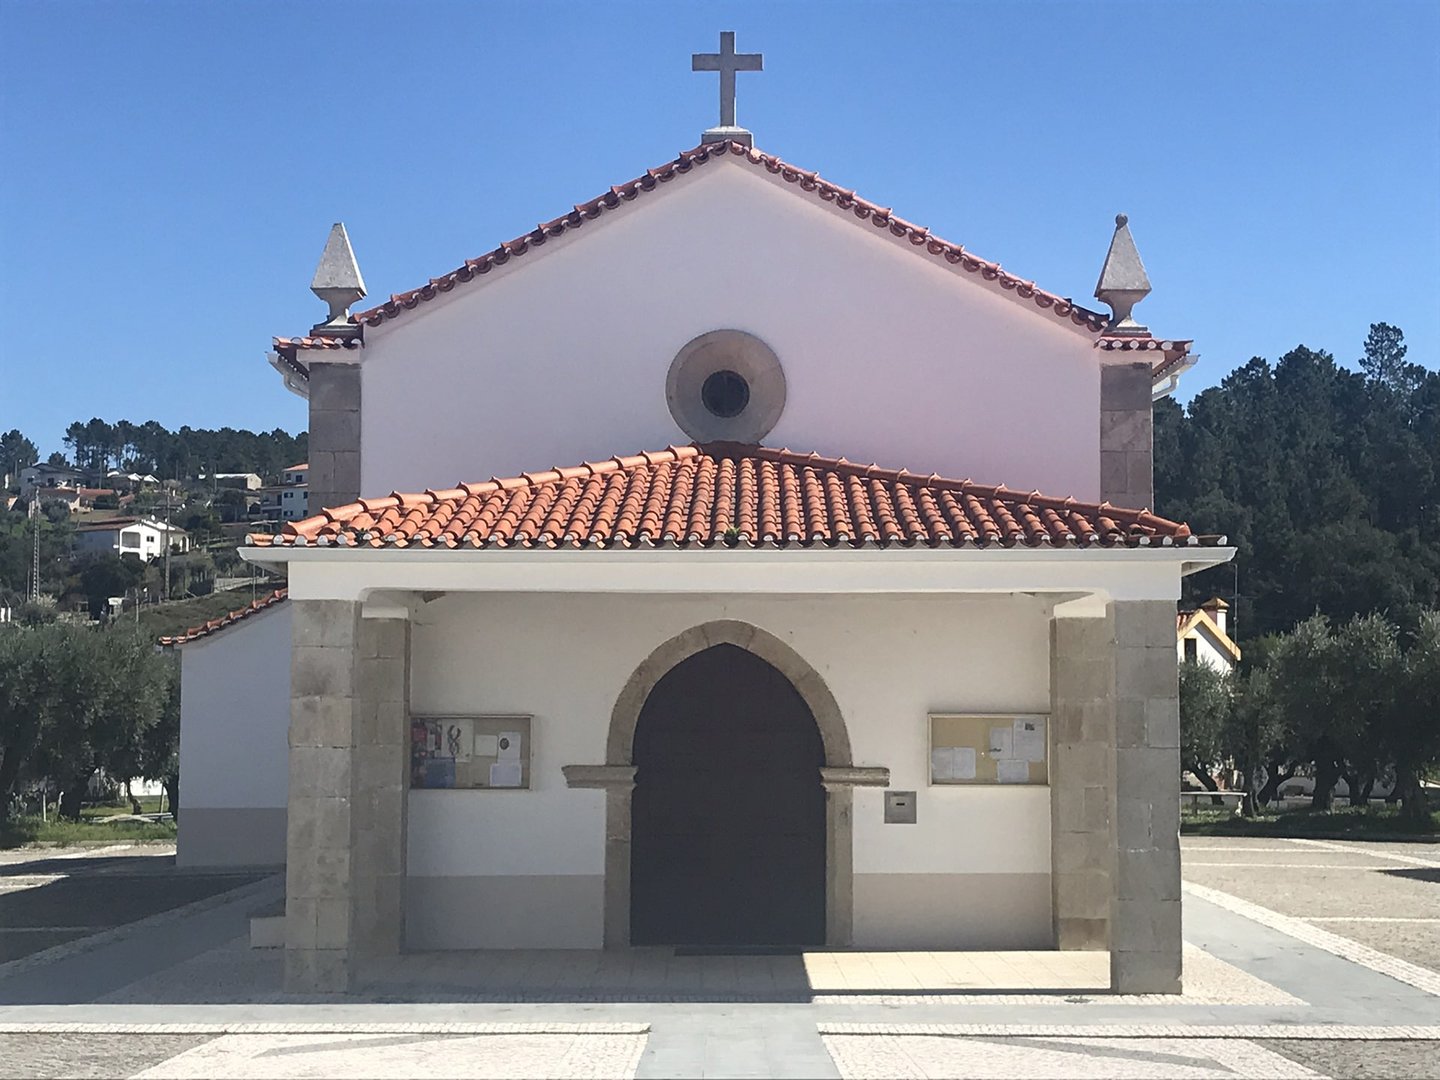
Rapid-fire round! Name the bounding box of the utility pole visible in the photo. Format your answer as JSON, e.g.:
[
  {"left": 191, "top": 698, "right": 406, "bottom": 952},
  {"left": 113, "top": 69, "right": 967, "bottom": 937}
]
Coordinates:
[
  {"left": 30, "top": 501, "right": 40, "bottom": 603},
  {"left": 163, "top": 482, "right": 173, "bottom": 602}
]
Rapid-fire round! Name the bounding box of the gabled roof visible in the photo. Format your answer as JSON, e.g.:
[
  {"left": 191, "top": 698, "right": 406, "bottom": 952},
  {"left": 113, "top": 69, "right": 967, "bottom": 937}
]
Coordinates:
[
  {"left": 273, "top": 140, "right": 1158, "bottom": 373},
  {"left": 158, "top": 588, "right": 289, "bottom": 646},
  {"left": 248, "top": 443, "right": 1219, "bottom": 552},
  {"left": 1177, "top": 608, "right": 1242, "bottom": 662},
  {"left": 348, "top": 140, "right": 1110, "bottom": 334}
]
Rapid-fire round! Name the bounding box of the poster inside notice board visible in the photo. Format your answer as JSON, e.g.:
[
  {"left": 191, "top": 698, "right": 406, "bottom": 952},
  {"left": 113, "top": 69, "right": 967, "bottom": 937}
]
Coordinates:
[
  {"left": 929, "top": 713, "right": 1048, "bottom": 785},
  {"left": 410, "top": 715, "right": 532, "bottom": 790}
]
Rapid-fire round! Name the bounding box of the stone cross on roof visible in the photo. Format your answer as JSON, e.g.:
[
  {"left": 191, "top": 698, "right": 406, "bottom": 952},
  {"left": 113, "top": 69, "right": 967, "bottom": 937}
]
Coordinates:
[{"left": 692, "top": 31, "right": 762, "bottom": 148}]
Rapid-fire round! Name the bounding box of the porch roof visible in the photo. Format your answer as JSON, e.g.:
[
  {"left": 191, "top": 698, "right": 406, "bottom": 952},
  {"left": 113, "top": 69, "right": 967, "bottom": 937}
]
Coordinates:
[{"left": 247, "top": 443, "right": 1221, "bottom": 553}]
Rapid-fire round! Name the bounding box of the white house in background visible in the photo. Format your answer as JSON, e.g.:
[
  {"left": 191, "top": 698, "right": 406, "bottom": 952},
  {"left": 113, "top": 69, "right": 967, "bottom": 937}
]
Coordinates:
[
  {"left": 184, "top": 40, "right": 1234, "bottom": 996},
  {"left": 74, "top": 517, "right": 189, "bottom": 561},
  {"left": 279, "top": 485, "right": 307, "bottom": 520},
  {"left": 107, "top": 470, "right": 160, "bottom": 489},
  {"left": 1177, "top": 598, "right": 1240, "bottom": 674},
  {"left": 202, "top": 472, "right": 263, "bottom": 491},
  {"left": 20, "top": 462, "right": 81, "bottom": 494},
  {"left": 161, "top": 589, "right": 291, "bottom": 867},
  {"left": 282, "top": 463, "right": 308, "bottom": 486}
]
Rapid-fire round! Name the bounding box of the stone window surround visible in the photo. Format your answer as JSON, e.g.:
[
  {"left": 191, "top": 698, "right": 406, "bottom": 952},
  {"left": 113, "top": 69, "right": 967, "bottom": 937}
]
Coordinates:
[
  {"left": 665, "top": 329, "right": 787, "bottom": 444},
  {"left": 563, "top": 619, "right": 888, "bottom": 949}
]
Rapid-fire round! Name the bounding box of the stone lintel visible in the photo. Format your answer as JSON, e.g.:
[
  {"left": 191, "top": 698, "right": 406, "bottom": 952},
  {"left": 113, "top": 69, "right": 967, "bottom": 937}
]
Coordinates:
[
  {"left": 563, "top": 764, "right": 638, "bottom": 789},
  {"left": 820, "top": 766, "right": 889, "bottom": 789}
]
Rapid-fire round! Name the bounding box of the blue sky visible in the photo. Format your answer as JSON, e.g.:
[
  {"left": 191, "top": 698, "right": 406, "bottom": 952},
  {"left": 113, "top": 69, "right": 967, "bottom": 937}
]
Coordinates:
[{"left": 2, "top": 1, "right": 1437, "bottom": 457}]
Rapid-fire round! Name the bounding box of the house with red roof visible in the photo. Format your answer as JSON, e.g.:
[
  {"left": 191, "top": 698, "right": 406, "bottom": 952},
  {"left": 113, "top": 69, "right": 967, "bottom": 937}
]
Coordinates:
[{"left": 176, "top": 37, "right": 1233, "bottom": 996}]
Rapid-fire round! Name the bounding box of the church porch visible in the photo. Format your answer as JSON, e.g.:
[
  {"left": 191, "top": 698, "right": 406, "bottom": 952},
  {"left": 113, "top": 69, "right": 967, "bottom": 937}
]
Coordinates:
[{"left": 248, "top": 541, "right": 1228, "bottom": 996}]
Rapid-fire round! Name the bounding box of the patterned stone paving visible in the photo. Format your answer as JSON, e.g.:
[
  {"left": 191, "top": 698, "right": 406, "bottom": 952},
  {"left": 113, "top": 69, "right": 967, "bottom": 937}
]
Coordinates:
[
  {"left": 126, "top": 1027, "right": 649, "bottom": 1080},
  {"left": 820, "top": 1034, "right": 1323, "bottom": 1079}
]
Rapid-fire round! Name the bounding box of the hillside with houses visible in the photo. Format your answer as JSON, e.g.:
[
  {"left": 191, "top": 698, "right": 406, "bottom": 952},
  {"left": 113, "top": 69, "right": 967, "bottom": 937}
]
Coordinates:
[{"left": 0, "top": 422, "right": 305, "bottom": 624}]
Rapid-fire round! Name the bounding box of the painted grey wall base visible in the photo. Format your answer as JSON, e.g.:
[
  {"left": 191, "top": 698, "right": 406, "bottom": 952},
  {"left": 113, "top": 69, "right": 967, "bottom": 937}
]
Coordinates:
[
  {"left": 1110, "top": 600, "right": 1183, "bottom": 993},
  {"left": 407, "top": 876, "right": 604, "bottom": 949},
  {"left": 1050, "top": 612, "right": 1114, "bottom": 951},
  {"left": 1100, "top": 362, "right": 1154, "bottom": 510},
  {"left": 853, "top": 873, "right": 1052, "bottom": 949},
  {"left": 176, "top": 807, "right": 287, "bottom": 868}
]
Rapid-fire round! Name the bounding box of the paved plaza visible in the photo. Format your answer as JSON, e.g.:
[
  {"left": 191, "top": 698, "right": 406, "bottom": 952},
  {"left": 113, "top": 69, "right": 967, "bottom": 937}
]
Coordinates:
[{"left": 0, "top": 836, "right": 1437, "bottom": 1078}]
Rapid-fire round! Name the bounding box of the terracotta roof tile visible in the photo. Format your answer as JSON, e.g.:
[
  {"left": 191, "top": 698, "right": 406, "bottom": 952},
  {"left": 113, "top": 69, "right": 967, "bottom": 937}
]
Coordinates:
[
  {"left": 248, "top": 445, "right": 1220, "bottom": 552},
  {"left": 157, "top": 588, "right": 288, "bottom": 646},
  {"left": 1097, "top": 335, "right": 1195, "bottom": 383}
]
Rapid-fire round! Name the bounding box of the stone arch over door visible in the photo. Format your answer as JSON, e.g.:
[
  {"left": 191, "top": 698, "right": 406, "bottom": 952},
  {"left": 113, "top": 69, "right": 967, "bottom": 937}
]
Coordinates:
[{"left": 566, "top": 620, "right": 877, "bottom": 948}]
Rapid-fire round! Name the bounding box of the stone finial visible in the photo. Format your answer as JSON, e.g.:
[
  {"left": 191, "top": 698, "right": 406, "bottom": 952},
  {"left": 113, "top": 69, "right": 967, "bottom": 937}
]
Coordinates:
[
  {"left": 310, "top": 223, "right": 366, "bottom": 337},
  {"left": 1094, "top": 213, "right": 1152, "bottom": 336}
]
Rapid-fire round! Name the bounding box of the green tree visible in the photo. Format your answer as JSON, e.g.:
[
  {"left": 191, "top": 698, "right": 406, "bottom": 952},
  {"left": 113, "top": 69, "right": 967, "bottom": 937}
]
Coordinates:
[
  {"left": 1179, "top": 660, "right": 1231, "bottom": 804},
  {"left": 78, "top": 553, "right": 146, "bottom": 619},
  {"left": 0, "top": 430, "right": 38, "bottom": 483},
  {"left": 9, "top": 626, "right": 173, "bottom": 820},
  {"left": 1384, "top": 611, "right": 1440, "bottom": 824}
]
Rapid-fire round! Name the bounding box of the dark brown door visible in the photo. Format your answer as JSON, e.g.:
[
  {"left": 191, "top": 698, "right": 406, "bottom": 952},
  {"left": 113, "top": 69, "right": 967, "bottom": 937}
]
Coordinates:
[{"left": 630, "top": 643, "right": 826, "bottom": 947}]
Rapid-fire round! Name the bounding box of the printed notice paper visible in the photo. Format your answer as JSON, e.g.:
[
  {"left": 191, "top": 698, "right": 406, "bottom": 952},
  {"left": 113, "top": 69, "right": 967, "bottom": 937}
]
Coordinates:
[
  {"left": 996, "top": 758, "right": 1030, "bottom": 784},
  {"left": 930, "top": 747, "right": 956, "bottom": 781},
  {"left": 952, "top": 746, "right": 977, "bottom": 780},
  {"left": 1013, "top": 718, "right": 1046, "bottom": 763},
  {"left": 444, "top": 719, "right": 473, "bottom": 763},
  {"left": 489, "top": 761, "right": 523, "bottom": 788},
  {"left": 473, "top": 733, "right": 499, "bottom": 758},
  {"left": 497, "top": 732, "right": 523, "bottom": 761},
  {"left": 931, "top": 746, "right": 979, "bottom": 783},
  {"left": 988, "top": 727, "right": 1013, "bottom": 759}
]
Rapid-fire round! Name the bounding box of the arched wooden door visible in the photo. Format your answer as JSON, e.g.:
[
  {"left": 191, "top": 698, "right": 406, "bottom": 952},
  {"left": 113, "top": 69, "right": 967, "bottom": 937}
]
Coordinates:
[{"left": 630, "top": 643, "right": 826, "bottom": 947}]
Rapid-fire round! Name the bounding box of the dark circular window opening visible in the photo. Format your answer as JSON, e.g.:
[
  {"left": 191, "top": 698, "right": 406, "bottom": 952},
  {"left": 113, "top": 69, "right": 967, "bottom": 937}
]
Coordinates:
[{"left": 701, "top": 369, "right": 750, "bottom": 419}]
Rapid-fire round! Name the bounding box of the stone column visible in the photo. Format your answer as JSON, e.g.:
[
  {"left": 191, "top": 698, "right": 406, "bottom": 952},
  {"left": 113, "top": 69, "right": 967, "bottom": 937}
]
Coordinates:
[
  {"left": 286, "top": 599, "right": 408, "bottom": 993},
  {"left": 1100, "top": 361, "right": 1153, "bottom": 510},
  {"left": 1110, "top": 600, "right": 1182, "bottom": 993},
  {"left": 1049, "top": 610, "right": 1115, "bottom": 950},
  {"left": 307, "top": 359, "right": 362, "bottom": 514}
]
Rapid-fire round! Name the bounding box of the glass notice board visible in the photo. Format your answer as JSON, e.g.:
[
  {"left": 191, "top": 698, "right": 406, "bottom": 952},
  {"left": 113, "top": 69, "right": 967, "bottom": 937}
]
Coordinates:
[
  {"left": 410, "top": 715, "right": 532, "bottom": 790},
  {"left": 929, "top": 714, "right": 1048, "bottom": 785}
]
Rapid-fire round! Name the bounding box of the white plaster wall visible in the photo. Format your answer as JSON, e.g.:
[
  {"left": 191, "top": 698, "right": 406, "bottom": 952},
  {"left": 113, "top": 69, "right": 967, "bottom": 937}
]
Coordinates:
[
  {"left": 176, "top": 604, "right": 292, "bottom": 865},
  {"left": 1178, "top": 624, "right": 1233, "bottom": 674},
  {"left": 406, "top": 592, "right": 1053, "bottom": 947},
  {"left": 360, "top": 161, "right": 1100, "bottom": 502}
]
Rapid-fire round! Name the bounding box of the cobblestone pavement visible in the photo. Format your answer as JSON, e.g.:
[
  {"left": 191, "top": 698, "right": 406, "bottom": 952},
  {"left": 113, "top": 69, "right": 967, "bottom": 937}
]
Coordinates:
[
  {"left": 0, "top": 1034, "right": 213, "bottom": 1080},
  {"left": 1182, "top": 836, "right": 1440, "bottom": 975},
  {"left": 0, "top": 844, "right": 262, "bottom": 966},
  {"left": 821, "top": 1034, "right": 1323, "bottom": 1078},
  {"left": 0, "top": 837, "right": 1437, "bottom": 1077},
  {"left": 1262, "top": 1039, "right": 1440, "bottom": 1079}
]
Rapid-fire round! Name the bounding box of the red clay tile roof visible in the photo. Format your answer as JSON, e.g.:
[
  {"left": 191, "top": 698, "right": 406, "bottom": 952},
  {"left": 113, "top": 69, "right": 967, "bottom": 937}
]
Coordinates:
[
  {"left": 157, "top": 588, "right": 288, "bottom": 646},
  {"left": 271, "top": 335, "right": 359, "bottom": 372},
  {"left": 323, "top": 141, "right": 1111, "bottom": 341},
  {"left": 247, "top": 444, "right": 1218, "bottom": 552}
]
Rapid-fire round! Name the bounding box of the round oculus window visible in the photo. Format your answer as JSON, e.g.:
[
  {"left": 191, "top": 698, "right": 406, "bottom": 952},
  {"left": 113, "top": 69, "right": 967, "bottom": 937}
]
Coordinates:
[
  {"left": 701, "top": 369, "right": 751, "bottom": 419},
  {"left": 665, "top": 329, "right": 786, "bottom": 443}
]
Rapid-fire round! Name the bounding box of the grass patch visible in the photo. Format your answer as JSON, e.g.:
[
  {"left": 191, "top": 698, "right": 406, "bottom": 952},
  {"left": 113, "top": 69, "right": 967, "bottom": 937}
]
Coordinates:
[
  {"left": 1183, "top": 802, "right": 1439, "bottom": 839},
  {"left": 84, "top": 796, "right": 167, "bottom": 817},
  {"left": 1, "top": 814, "right": 176, "bottom": 849}
]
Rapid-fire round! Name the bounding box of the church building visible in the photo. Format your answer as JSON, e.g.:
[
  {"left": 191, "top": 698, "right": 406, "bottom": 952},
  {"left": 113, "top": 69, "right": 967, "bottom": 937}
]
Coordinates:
[{"left": 178, "top": 34, "right": 1232, "bottom": 995}]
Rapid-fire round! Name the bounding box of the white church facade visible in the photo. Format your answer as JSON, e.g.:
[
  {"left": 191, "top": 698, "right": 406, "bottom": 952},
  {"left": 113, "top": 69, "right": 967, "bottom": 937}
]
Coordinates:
[{"left": 173, "top": 43, "right": 1230, "bottom": 995}]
